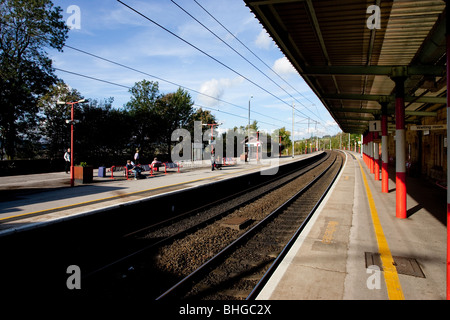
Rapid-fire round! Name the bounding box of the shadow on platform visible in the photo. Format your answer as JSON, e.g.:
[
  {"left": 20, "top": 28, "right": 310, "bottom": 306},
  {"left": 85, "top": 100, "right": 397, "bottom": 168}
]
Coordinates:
[
  {"left": 0, "top": 184, "right": 128, "bottom": 216},
  {"left": 385, "top": 164, "right": 447, "bottom": 225}
]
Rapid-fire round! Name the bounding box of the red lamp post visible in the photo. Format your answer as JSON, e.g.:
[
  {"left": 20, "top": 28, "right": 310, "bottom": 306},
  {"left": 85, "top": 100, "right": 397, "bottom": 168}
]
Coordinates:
[
  {"left": 57, "top": 99, "right": 85, "bottom": 187},
  {"left": 202, "top": 123, "right": 222, "bottom": 154}
]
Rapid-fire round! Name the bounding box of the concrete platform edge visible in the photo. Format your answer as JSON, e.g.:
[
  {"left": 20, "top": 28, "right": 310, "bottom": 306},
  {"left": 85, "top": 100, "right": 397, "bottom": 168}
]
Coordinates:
[{"left": 256, "top": 151, "right": 349, "bottom": 299}]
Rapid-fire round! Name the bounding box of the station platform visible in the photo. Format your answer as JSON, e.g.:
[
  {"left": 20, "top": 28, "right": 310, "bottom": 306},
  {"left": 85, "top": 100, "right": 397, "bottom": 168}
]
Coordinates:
[
  {"left": 0, "top": 154, "right": 317, "bottom": 236},
  {"left": 257, "top": 151, "right": 447, "bottom": 300}
]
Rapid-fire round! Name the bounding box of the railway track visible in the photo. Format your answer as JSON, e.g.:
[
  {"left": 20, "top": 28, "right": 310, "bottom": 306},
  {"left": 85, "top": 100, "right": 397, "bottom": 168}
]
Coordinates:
[
  {"left": 156, "top": 151, "right": 343, "bottom": 300},
  {"left": 82, "top": 151, "right": 343, "bottom": 300},
  {"left": 76, "top": 153, "right": 329, "bottom": 279}
]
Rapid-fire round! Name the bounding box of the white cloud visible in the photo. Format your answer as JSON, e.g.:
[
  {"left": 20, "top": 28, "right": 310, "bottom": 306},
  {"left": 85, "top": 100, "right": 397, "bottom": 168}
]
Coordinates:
[
  {"left": 254, "top": 29, "right": 272, "bottom": 50},
  {"left": 97, "top": 2, "right": 163, "bottom": 29},
  {"left": 50, "top": 0, "right": 333, "bottom": 132},
  {"left": 197, "top": 77, "right": 244, "bottom": 107},
  {"left": 272, "top": 57, "right": 297, "bottom": 76}
]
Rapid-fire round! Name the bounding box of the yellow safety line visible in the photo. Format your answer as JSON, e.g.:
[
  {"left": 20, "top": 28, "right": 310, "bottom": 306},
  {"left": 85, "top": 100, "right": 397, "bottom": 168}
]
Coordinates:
[
  {"left": 0, "top": 166, "right": 259, "bottom": 222},
  {"left": 357, "top": 158, "right": 405, "bottom": 300}
]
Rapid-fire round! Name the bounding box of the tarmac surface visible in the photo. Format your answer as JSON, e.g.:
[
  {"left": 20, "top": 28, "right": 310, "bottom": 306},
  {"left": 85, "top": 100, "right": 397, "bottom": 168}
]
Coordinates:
[
  {"left": 0, "top": 155, "right": 311, "bottom": 234},
  {"left": 0, "top": 151, "right": 447, "bottom": 300},
  {"left": 257, "top": 151, "right": 447, "bottom": 300}
]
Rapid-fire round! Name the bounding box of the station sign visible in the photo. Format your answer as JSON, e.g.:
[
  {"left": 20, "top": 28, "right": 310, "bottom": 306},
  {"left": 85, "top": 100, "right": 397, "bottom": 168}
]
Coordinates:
[
  {"left": 368, "top": 120, "right": 381, "bottom": 132},
  {"left": 409, "top": 124, "right": 447, "bottom": 131}
]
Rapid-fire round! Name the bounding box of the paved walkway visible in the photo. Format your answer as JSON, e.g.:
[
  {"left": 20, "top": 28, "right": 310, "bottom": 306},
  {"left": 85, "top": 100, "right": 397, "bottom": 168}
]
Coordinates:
[
  {"left": 257, "top": 151, "right": 447, "bottom": 300},
  {"left": 0, "top": 155, "right": 316, "bottom": 234}
]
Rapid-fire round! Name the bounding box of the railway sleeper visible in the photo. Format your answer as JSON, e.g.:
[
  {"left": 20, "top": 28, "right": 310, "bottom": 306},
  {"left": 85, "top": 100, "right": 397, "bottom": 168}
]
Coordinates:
[{"left": 244, "top": 240, "right": 286, "bottom": 250}]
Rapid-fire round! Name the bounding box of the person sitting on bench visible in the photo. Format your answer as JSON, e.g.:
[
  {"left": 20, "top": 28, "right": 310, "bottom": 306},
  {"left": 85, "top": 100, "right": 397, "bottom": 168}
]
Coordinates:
[
  {"left": 126, "top": 160, "right": 143, "bottom": 180},
  {"left": 151, "top": 157, "right": 161, "bottom": 171}
]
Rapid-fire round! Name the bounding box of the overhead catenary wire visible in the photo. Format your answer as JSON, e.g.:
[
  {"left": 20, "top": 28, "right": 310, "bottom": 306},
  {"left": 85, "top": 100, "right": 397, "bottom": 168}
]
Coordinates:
[
  {"left": 194, "top": 104, "right": 278, "bottom": 129},
  {"left": 55, "top": 64, "right": 331, "bottom": 136},
  {"left": 53, "top": 67, "right": 280, "bottom": 129},
  {"left": 193, "top": 0, "right": 324, "bottom": 123},
  {"left": 54, "top": 67, "right": 131, "bottom": 89},
  {"left": 116, "top": 0, "right": 319, "bottom": 123},
  {"left": 170, "top": 0, "right": 320, "bottom": 122},
  {"left": 62, "top": 45, "right": 289, "bottom": 127},
  {"left": 55, "top": 66, "right": 330, "bottom": 136}
]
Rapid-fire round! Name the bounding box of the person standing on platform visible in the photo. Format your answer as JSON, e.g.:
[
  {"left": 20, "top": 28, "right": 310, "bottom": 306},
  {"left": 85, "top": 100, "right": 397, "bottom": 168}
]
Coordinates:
[
  {"left": 64, "top": 148, "right": 71, "bottom": 174},
  {"left": 211, "top": 152, "right": 216, "bottom": 171},
  {"left": 134, "top": 148, "right": 140, "bottom": 164}
]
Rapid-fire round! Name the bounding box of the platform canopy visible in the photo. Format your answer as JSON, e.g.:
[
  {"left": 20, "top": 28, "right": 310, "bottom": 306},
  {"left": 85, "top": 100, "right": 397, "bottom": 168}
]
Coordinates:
[{"left": 244, "top": 0, "right": 447, "bottom": 134}]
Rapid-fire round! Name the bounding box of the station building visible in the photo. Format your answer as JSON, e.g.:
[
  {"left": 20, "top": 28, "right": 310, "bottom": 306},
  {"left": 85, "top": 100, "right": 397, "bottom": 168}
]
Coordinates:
[
  {"left": 243, "top": 0, "right": 449, "bottom": 297},
  {"left": 244, "top": 1, "right": 446, "bottom": 200}
]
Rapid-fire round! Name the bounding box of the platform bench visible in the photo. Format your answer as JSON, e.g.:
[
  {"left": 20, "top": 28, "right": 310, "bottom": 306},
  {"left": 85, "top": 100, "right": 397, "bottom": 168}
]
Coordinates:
[{"left": 163, "top": 162, "right": 180, "bottom": 174}]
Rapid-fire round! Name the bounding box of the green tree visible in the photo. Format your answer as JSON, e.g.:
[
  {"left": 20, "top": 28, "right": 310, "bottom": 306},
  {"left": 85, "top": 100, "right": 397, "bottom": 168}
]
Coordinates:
[
  {"left": 126, "top": 80, "right": 196, "bottom": 157},
  {"left": 189, "top": 107, "right": 217, "bottom": 142},
  {"left": 275, "top": 127, "right": 292, "bottom": 155},
  {"left": 0, "top": 0, "right": 69, "bottom": 159},
  {"left": 40, "top": 81, "right": 135, "bottom": 167},
  {"left": 75, "top": 98, "right": 132, "bottom": 166},
  {"left": 39, "top": 81, "right": 83, "bottom": 159},
  {"left": 189, "top": 108, "right": 216, "bottom": 129},
  {"left": 155, "top": 88, "right": 194, "bottom": 155},
  {"left": 125, "top": 80, "right": 161, "bottom": 154},
  {"left": 239, "top": 120, "right": 258, "bottom": 134}
]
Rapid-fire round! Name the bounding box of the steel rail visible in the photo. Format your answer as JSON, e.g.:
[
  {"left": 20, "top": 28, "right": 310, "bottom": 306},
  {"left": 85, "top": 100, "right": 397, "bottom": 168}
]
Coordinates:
[
  {"left": 246, "top": 151, "right": 344, "bottom": 299},
  {"left": 122, "top": 153, "right": 328, "bottom": 239},
  {"left": 84, "top": 153, "right": 330, "bottom": 280},
  {"left": 156, "top": 152, "right": 341, "bottom": 300}
]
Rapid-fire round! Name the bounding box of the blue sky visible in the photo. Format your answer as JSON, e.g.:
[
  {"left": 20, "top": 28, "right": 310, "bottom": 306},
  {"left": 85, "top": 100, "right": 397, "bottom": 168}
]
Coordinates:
[{"left": 50, "top": 0, "right": 340, "bottom": 138}]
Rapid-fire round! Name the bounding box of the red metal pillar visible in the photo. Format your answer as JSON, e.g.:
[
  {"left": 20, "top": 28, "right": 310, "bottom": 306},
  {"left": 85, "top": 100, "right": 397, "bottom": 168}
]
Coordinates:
[
  {"left": 70, "top": 103, "right": 74, "bottom": 187},
  {"left": 366, "top": 135, "right": 369, "bottom": 166},
  {"left": 374, "top": 132, "right": 380, "bottom": 181},
  {"left": 361, "top": 134, "right": 363, "bottom": 157},
  {"left": 363, "top": 134, "right": 366, "bottom": 164},
  {"left": 381, "top": 102, "right": 389, "bottom": 193},
  {"left": 369, "top": 132, "right": 375, "bottom": 174},
  {"left": 367, "top": 134, "right": 370, "bottom": 168},
  {"left": 279, "top": 136, "right": 281, "bottom": 157},
  {"left": 59, "top": 99, "right": 84, "bottom": 187},
  {"left": 393, "top": 76, "right": 407, "bottom": 219},
  {"left": 363, "top": 134, "right": 367, "bottom": 166},
  {"left": 445, "top": 0, "right": 450, "bottom": 299},
  {"left": 257, "top": 131, "right": 259, "bottom": 162},
  {"left": 362, "top": 135, "right": 365, "bottom": 163}
]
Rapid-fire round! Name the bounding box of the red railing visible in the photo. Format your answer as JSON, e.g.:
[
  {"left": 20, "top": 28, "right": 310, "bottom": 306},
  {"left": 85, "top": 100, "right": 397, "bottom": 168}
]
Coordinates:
[
  {"left": 163, "top": 162, "right": 180, "bottom": 174},
  {"left": 108, "top": 162, "right": 181, "bottom": 179}
]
